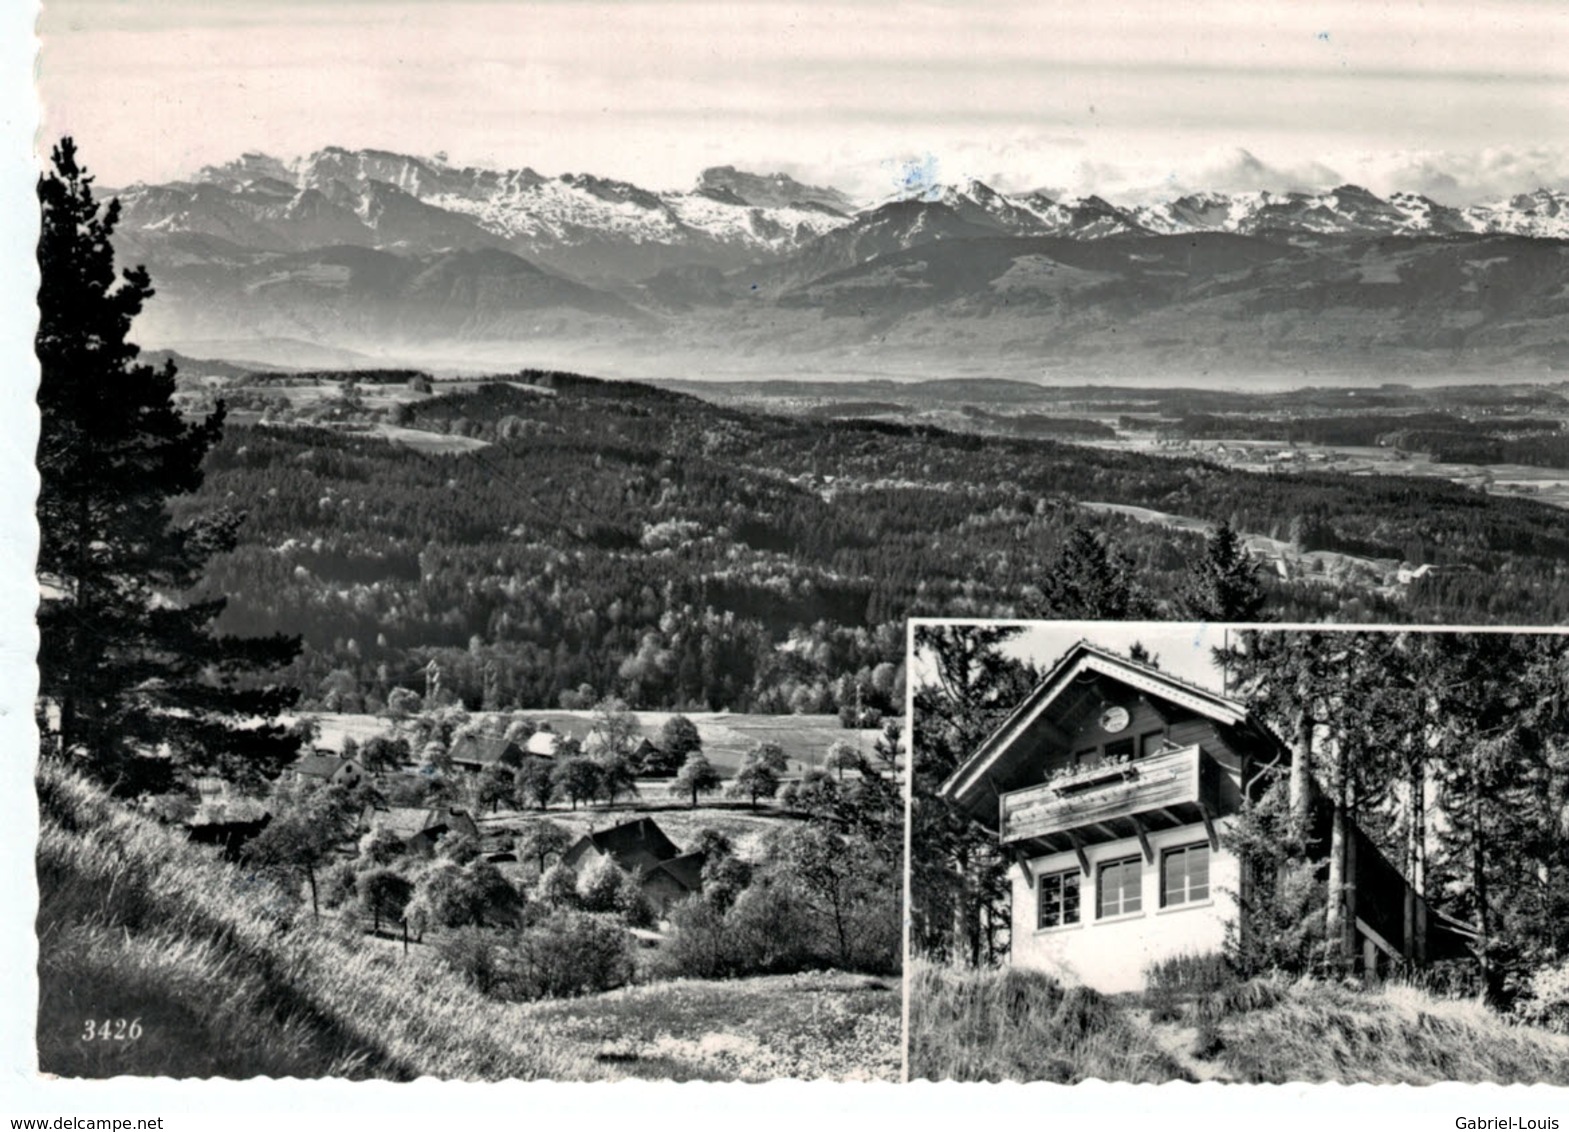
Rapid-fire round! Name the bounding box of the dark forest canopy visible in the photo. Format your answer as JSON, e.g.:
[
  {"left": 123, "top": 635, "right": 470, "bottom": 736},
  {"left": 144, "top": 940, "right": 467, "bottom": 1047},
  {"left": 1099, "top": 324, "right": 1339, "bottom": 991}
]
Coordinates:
[{"left": 177, "top": 367, "right": 1569, "bottom": 715}]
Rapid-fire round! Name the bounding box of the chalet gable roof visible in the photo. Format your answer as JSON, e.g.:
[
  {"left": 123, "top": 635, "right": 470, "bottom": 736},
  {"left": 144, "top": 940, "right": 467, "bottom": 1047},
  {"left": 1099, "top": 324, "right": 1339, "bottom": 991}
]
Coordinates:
[
  {"left": 566, "top": 816, "right": 681, "bottom": 873},
  {"left": 940, "top": 640, "right": 1252, "bottom": 808}
]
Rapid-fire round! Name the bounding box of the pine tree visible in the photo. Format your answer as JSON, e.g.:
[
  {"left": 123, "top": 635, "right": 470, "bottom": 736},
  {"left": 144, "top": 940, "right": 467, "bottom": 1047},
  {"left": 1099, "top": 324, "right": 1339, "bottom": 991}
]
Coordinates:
[
  {"left": 35, "top": 138, "right": 301, "bottom": 794},
  {"left": 1030, "top": 524, "right": 1148, "bottom": 619},
  {"left": 910, "top": 624, "right": 1036, "bottom": 966},
  {"left": 1178, "top": 520, "right": 1268, "bottom": 621}
]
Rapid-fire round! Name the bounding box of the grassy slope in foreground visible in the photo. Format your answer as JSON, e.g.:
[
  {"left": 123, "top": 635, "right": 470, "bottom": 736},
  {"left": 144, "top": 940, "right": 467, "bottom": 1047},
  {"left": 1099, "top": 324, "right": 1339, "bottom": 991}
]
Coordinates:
[
  {"left": 908, "top": 961, "right": 1569, "bottom": 1084},
  {"left": 35, "top": 762, "right": 898, "bottom": 1080}
]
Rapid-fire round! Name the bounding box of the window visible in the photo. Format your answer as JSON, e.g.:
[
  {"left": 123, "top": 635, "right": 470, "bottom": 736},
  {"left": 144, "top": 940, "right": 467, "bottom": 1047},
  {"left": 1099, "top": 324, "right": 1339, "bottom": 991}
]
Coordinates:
[
  {"left": 1097, "top": 856, "right": 1143, "bottom": 918},
  {"left": 1139, "top": 730, "right": 1165, "bottom": 759},
  {"left": 1161, "top": 843, "right": 1210, "bottom": 907},
  {"left": 1037, "top": 869, "right": 1082, "bottom": 930},
  {"left": 1104, "top": 738, "right": 1134, "bottom": 762},
  {"left": 1073, "top": 748, "right": 1098, "bottom": 770}
]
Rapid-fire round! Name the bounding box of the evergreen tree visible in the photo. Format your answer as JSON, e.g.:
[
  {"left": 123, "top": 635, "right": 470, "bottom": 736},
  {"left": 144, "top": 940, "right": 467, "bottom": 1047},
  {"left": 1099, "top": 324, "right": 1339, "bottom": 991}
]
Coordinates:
[
  {"left": 35, "top": 138, "right": 300, "bottom": 794},
  {"left": 1178, "top": 520, "right": 1268, "bottom": 622},
  {"left": 1030, "top": 524, "right": 1148, "bottom": 619},
  {"left": 909, "top": 624, "right": 1036, "bottom": 966}
]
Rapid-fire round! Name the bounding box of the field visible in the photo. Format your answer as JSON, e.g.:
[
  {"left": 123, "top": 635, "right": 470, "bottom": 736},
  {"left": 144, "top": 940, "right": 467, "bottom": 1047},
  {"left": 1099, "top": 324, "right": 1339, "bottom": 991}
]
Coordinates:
[
  {"left": 35, "top": 761, "right": 899, "bottom": 1081},
  {"left": 908, "top": 960, "right": 1569, "bottom": 1084}
]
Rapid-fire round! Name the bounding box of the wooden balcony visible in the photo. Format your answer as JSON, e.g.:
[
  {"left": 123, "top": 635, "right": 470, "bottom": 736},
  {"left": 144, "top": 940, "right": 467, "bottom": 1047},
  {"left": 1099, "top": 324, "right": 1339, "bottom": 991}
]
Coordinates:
[{"left": 999, "top": 743, "right": 1222, "bottom": 852}]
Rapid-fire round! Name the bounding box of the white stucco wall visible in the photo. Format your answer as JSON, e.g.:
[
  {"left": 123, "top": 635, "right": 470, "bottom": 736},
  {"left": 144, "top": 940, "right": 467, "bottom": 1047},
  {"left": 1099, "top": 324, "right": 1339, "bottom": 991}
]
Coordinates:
[{"left": 1010, "top": 820, "right": 1239, "bottom": 993}]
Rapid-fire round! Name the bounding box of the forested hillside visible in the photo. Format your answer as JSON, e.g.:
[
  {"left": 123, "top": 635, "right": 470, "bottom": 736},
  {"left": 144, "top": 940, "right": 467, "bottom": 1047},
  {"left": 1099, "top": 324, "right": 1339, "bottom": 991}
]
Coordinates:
[{"left": 182, "top": 371, "right": 1569, "bottom": 714}]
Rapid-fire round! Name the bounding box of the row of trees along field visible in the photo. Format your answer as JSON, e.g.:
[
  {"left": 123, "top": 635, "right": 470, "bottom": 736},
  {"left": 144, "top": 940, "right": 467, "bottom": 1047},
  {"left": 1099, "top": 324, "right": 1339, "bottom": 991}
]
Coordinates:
[{"left": 911, "top": 624, "right": 1569, "bottom": 1025}]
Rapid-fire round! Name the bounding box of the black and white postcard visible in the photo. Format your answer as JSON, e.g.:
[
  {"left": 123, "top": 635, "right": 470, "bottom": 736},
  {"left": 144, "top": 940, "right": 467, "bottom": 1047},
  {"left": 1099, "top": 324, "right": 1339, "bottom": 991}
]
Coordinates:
[{"left": 12, "top": 0, "right": 1569, "bottom": 1121}]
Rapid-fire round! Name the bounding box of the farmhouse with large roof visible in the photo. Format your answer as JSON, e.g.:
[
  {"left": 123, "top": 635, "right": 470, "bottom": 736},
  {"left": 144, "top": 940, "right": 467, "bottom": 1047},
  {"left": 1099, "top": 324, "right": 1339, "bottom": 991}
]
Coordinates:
[{"left": 939, "top": 640, "right": 1468, "bottom": 992}]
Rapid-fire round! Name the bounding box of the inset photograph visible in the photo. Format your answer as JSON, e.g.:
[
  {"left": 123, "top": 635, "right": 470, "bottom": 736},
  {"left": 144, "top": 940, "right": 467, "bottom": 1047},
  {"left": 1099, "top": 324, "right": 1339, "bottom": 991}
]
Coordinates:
[{"left": 908, "top": 621, "right": 1569, "bottom": 1084}]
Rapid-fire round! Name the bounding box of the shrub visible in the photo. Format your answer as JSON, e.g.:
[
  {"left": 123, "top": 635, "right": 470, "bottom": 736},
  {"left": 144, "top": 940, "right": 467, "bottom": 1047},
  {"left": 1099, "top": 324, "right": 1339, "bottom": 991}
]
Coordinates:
[
  {"left": 511, "top": 911, "right": 634, "bottom": 1000},
  {"left": 659, "top": 897, "right": 732, "bottom": 979},
  {"left": 1515, "top": 958, "right": 1569, "bottom": 1033},
  {"left": 535, "top": 861, "right": 579, "bottom": 908},
  {"left": 438, "top": 831, "right": 481, "bottom": 864},
  {"left": 724, "top": 882, "right": 820, "bottom": 974},
  {"left": 320, "top": 860, "right": 359, "bottom": 910},
  {"left": 358, "top": 827, "right": 405, "bottom": 866},
  {"left": 437, "top": 926, "right": 505, "bottom": 995},
  {"left": 1144, "top": 951, "right": 1235, "bottom": 994}
]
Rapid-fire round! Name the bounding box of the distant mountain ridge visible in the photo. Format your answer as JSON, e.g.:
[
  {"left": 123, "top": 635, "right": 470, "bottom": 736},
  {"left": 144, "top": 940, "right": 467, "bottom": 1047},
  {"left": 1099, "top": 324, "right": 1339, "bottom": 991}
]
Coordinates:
[
  {"left": 118, "top": 146, "right": 1569, "bottom": 271},
  {"left": 105, "top": 146, "right": 1569, "bottom": 377}
]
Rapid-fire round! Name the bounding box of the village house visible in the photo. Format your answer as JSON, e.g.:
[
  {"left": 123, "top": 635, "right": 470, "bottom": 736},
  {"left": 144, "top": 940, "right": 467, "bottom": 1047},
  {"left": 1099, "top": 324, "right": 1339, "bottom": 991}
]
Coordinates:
[
  {"left": 361, "top": 805, "right": 480, "bottom": 855},
  {"left": 286, "top": 750, "right": 366, "bottom": 789},
  {"left": 520, "top": 720, "right": 594, "bottom": 759},
  {"left": 523, "top": 730, "right": 566, "bottom": 758},
  {"left": 562, "top": 817, "right": 705, "bottom": 911},
  {"left": 563, "top": 816, "right": 682, "bottom": 874},
  {"left": 447, "top": 734, "right": 527, "bottom": 774},
  {"left": 640, "top": 851, "right": 708, "bottom": 916},
  {"left": 939, "top": 641, "right": 1466, "bottom": 993}
]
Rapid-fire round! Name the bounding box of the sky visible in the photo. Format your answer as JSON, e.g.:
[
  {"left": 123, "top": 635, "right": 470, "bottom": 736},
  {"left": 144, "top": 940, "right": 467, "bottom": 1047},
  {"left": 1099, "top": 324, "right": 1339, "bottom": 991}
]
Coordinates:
[
  {"left": 33, "top": 0, "right": 1569, "bottom": 204},
  {"left": 908, "top": 621, "right": 1231, "bottom": 695}
]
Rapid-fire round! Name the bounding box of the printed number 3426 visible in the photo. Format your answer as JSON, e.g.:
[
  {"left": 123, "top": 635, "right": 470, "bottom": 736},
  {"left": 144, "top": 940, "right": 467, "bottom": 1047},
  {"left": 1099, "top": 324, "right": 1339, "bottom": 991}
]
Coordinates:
[{"left": 82, "top": 1018, "right": 142, "bottom": 1041}]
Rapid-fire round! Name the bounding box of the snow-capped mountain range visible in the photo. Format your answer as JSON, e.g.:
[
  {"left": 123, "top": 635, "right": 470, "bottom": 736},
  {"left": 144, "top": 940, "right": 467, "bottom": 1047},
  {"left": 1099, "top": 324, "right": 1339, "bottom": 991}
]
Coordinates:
[
  {"left": 103, "top": 147, "right": 1569, "bottom": 378},
  {"left": 115, "top": 145, "right": 1569, "bottom": 284}
]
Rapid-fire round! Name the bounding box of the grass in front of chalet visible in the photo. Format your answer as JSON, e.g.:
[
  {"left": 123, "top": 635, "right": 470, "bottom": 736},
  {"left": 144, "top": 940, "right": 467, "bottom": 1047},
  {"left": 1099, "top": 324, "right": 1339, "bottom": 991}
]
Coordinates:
[
  {"left": 906, "top": 961, "right": 1192, "bottom": 1083},
  {"left": 1216, "top": 977, "right": 1569, "bottom": 1084},
  {"left": 908, "top": 956, "right": 1569, "bottom": 1084}
]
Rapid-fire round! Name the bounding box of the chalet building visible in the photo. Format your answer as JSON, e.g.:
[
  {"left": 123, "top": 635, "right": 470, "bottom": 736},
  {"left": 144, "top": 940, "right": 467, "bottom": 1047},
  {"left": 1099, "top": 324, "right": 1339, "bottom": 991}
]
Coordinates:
[
  {"left": 448, "top": 734, "right": 527, "bottom": 774},
  {"left": 362, "top": 805, "right": 480, "bottom": 855},
  {"left": 287, "top": 750, "right": 365, "bottom": 789},
  {"left": 562, "top": 817, "right": 706, "bottom": 912},
  {"left": 939, "top": 642, "right": 1465, "bottom": 993}
]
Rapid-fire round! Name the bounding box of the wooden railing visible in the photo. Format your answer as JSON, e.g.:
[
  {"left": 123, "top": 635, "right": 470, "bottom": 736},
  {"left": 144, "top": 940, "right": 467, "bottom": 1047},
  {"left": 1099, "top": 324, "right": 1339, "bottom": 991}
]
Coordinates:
[{"left": 999, "top": 743, "right": 1215, "bottom": 844}]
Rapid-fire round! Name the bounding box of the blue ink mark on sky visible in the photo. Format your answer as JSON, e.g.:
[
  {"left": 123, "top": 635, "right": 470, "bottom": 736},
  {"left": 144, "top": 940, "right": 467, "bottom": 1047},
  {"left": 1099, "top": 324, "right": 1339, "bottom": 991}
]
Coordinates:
[
  {"left": 894, "top": 154, "right": 942, "bottom": 202},
  {"left": 1316, "top": 31, "right": 1330, "bottom": 41}
]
